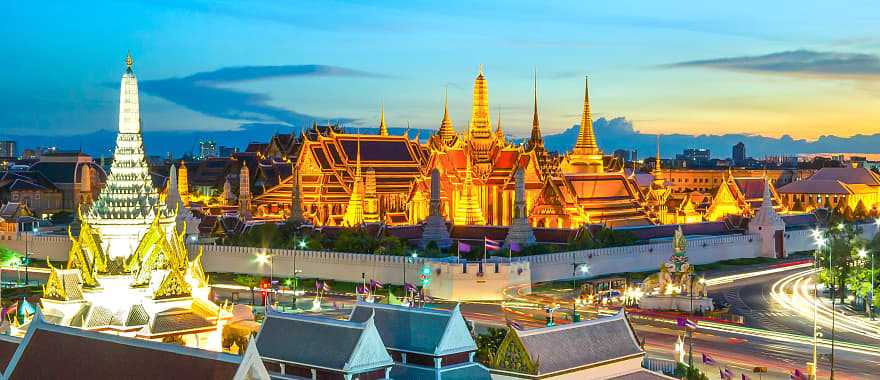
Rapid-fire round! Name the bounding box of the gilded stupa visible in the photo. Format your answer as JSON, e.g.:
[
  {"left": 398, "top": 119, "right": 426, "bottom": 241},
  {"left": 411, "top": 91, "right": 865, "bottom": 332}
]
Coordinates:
[
  {"left": 86, "top": 53, "right": 176, "bottom": 258},
  {"left": 30, "top": 55, "right": 229, "bottom": 350}
]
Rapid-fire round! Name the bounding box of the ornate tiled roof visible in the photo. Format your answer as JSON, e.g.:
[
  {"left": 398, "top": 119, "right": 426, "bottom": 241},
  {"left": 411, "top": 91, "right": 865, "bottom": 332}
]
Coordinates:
[
  {"left": 4, "top": 315, "right": 241, "bottom": 380},
  {"left": 511, "top": 310, "right": 643, "bottom": 376},
  {"left": 349, "top": 303, "right": 477, "bottom": 356},
  {"left": 257, "top": 309, "right": 393, "bottom": 373}
]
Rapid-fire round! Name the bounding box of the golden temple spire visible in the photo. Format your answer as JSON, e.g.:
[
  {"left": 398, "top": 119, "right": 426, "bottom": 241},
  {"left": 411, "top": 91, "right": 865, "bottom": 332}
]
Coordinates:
[
  {"left": 529, "top": 69, "right": 544, "bottom": 150},
  {"left": 652, "top": 134, "right": 665, "bottom": 187},
  {"left": 495, "top": 112, "right": 504, "bottom": 142},
  {"left": 574, "top": 76, "right": 599, "bottom": 154},
  {"left": 378, "top": 104, "right": 389, "bottom": 136},
  {"left": 469, "top": 65, "right": 492, "bottom": 159},
  {"left": 437, "top": 86, "right": 457, "bottom": 146},
  {"left": 125, "top": 51, "right": 134, "bottom": 71},
  {"left": 565, "top": 76, "right": 604, "bottom": 174}
]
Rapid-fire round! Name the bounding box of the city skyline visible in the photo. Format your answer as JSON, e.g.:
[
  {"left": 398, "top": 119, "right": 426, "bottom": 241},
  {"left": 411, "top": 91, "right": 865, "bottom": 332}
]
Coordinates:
[{"left": 4, "top": 1, "right": 880, "bottom": 143}]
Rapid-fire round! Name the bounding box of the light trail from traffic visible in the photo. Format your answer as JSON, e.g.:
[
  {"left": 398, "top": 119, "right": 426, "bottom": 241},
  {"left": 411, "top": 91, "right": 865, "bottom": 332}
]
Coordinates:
[
  {"left": 770, "top": 269, "right": 880, "bottom": 341},
  {"left": 704, "top": 262, "right": 813, "bottom": 286}
]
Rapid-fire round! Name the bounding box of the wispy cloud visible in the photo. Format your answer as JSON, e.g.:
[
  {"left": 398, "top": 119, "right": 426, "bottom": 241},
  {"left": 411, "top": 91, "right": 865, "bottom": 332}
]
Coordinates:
[
  {"left": 138, "top": 65, "right": 383, "bottom": 127},
  {"left": 665, "top": 49, "right": 880, "bottom": 78}
]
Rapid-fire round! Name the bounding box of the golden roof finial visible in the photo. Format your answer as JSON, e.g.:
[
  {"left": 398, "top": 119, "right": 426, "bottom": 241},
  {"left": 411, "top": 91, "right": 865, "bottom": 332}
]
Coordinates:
[
  {"left": 479, "top": 64, "right": 484, "bottom": 75},
  {"left": 378, "top": 103, "right": 389, "bottom": 136},
  {"left": 125, "top": 51, "right": 134, "bottom": 70}
]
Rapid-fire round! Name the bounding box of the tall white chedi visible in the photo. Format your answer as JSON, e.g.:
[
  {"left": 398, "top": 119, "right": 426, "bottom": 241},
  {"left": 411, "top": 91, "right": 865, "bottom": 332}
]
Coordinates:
[{"left": 87, "top": 53, "right": 176, "bottom": 258}]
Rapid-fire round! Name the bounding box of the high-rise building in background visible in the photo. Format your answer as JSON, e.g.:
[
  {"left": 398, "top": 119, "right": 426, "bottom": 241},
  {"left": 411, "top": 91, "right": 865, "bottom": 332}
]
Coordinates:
[
  {"left": 676, "top": 148, "right": 711, "bottom": 167},
  {"left": 198, "top": 139, "right": 217, "bottom": 159},
  {"left": 733, "top": 142, "right": 745, "bottom": 165},
  {"left": 0, "top": 140, "right": 16, "bottom": 158}
]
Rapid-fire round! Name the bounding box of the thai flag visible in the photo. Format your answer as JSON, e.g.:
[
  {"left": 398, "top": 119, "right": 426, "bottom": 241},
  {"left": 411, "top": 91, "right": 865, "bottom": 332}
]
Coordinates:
[
  {"left": 701, "top": 353, "right": 717, "bottom": 366},
  {"left": 509, "top": 242, "right": 522, "bottom": 252},
  {"left": 677, "top": 317, "right": 698, "bottom": 330},
  {"left": 315, "top": 280, "right": 323, "bottom": 291},
  {"left": 404, "top": 282, "right": 417, "bottom": 293},
  {"left": 370, "top": 279, "right": 383, "bottom": 289},
  {"left": 485, "top": 237, "right": 501, "bottom": 251},
  {"left": 720, "top": 368, "right": 733, "bottom": 380},
  {"left": 322, "top": 281, "right": 331, "bottom": 292},
  {"left": 458, "top": 242, "right": 471, "bottom": 253}
]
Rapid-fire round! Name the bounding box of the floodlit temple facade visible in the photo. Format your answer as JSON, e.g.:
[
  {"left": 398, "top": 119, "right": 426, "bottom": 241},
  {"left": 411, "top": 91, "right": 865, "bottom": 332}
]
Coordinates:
[
  {"left": 20, "top": 55, "right": 228, "bottom": 350},
  {"left": 241, "top": 68, "right": 793, "bottom": 231},
  {"left": 253, "top": 69, "right": 654, "bottom": 228}
]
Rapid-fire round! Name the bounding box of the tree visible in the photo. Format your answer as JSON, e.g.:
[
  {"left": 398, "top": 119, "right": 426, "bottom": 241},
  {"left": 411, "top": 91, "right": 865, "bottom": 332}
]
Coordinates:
[
  {"left": 333, "top": 229, "right": 378, "bottom": 253},
  {"left": 475, "top": 327, "right": 508, "bottom": 366},
  {"left": 817, "top": 223, "right": 864, "bottom": 303},
  {"left": 233, "top": 275, "right": 261, "bottom": 306},
  {"left": 854, "top": 200, "right": 868, "bottom": 221},
  {"left": 374, "top": 235, "right": 406, "bottom": 256}
]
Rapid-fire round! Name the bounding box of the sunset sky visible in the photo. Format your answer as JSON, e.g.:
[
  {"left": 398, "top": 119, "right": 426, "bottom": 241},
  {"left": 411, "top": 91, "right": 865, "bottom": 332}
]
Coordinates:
[{"left": 3, "top": 1, "right": 880, "bottom": 141}]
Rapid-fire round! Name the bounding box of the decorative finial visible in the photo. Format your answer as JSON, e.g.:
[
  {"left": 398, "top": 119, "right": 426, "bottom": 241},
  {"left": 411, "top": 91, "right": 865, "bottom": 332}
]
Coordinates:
[
  {"left": 479, "top": 64, "right": 484, "bottom": 75},
  {"left": 125, "top": 52, "right": 133, "bottom": 70}
]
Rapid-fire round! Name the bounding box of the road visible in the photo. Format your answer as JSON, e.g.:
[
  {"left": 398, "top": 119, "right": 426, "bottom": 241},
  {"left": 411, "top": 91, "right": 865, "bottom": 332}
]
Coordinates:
[{"left": 6, "top": 264, "right": 879, "bottom": 378}]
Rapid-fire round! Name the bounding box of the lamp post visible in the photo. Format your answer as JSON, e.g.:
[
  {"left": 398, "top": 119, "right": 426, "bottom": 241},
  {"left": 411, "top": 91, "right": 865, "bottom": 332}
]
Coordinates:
[
  {"left": 256, "top": 251, "right": 273, "bottom": 305},
  {"left": 24, "top": 221, "right": 35, "bottom": 286},
  {"left": 858, "top": 248, "right": 875, "bottom": 321},
  {"left": 811, "top": 229, "right": 825, "bottom": 380},
  {"left": 829, "top": 234, "right": 836, "bottom": 380},
  {"left": 571, "top": 263, "right": 589, "bottom": 322},
  {"left": 404, "top": 252, "right": 418, "bottom": 299}
]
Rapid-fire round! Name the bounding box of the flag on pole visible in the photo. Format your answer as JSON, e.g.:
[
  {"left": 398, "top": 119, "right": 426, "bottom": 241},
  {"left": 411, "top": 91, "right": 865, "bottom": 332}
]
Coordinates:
[
  {"left": 404, "top": 282, "right": 417, "bottom": 293},
  {"left": 509, "top": 242, "right": 522, "bottom": 252},
  {"left": 485, "top": 237, "right": 501, "bottom": 252},
  {"left": 701, "top": 353, "right": 717, "bottom": 366},
  {"left": 370, "top": 279, "right": 384, "bottom": 289},
  {"left": 458, "top": 242, "right": 471, "bottom": 253},
  {"left": 790, "top": 369, "right": 808, "bottom": 380},
  {"left": 322, "top": 281, "right": 331, "bottom": 292},
  {"left": 720, "top": 368, "right": 733, "bottom": 380},
  {"left": 676, "top": 317, "right": 698, "bottom": 330},
  {"left": 315, "top": 280, "right": 322, "bottom": 291}
]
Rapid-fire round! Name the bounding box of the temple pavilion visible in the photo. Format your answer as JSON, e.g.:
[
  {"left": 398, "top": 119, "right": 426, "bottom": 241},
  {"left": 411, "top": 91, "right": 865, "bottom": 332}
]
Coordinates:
[{"left": 20, "top": 55, "right": 229, "bottom": 350}]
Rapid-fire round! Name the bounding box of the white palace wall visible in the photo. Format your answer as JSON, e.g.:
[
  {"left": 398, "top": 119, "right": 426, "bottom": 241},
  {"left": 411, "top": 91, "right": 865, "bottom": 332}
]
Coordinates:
[{"left": 2, "top": 222, "right": 876, "bottom": 291}]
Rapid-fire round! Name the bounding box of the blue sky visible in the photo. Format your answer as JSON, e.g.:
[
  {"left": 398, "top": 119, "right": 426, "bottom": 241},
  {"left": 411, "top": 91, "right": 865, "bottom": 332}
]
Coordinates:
[{"left": 3, "top": 1, "right": 880, "bottom": 140}]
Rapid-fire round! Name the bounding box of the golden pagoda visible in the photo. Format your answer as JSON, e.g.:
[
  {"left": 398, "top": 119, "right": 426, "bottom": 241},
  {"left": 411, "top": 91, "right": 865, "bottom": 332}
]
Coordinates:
[
  {"left": 342, "top": 136, "right": 367, "bottom": 226},
  {"left": 562, "top": 76, "right": 604, "bottom": 174},
  {"left": 453, "top": 156, "right": 487, "bottom": 225}
]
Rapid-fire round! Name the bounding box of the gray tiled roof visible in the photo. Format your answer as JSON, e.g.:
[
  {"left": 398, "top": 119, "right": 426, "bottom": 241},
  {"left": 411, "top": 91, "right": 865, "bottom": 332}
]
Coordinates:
[
  {"left": 257, "top": 309, "right": 393, "bottom": 373},
  {"left": 149, "top": 309, "right": 214, "bottom": 334},
  {"left": 349, "top": 302, "right": 477, "bottom": 355},
  {"left": 125, "top": 304, "right": 149, "bottom": 327},
  {"left": 516, "top": 310, "right": 643, "bottom": 376}
]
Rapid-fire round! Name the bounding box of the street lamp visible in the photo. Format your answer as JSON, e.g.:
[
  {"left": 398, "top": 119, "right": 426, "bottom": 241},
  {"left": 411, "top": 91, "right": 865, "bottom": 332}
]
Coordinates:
[
  {"left": 255, "top": 251, "right": 273, "bottom": 304},
  {"left": 404, "top": 252, "right": 418, "bottom": 296},
  {"left": 858, "top": 248, "right": 875, "bottom": 321},
  {"left": 571, "top": 264, "right": 589, "bottom": 322},
  {"left": 810, "top": 232, "right": 825, "bottom": 380}
]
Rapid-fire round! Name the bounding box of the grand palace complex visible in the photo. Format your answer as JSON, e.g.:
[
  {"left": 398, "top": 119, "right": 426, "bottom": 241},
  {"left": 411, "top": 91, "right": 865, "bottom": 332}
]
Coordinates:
[{"left": 190, "top": 68, "right": 794, "bottom": 230}]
